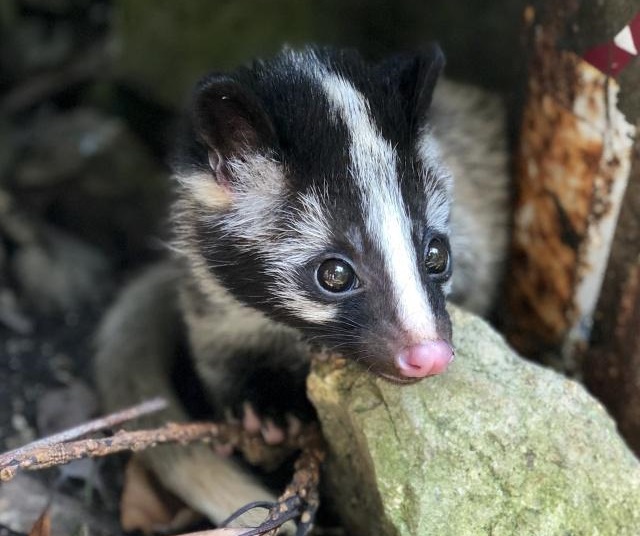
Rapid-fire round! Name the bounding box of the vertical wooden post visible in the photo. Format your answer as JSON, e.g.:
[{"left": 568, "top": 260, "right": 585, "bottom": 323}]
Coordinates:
[{"left": 505, "top": 2, "right": 640, "bottom": 452}]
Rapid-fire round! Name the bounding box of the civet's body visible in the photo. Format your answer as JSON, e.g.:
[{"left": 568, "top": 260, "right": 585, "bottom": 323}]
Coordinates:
[{"left": 95, "top": 46, "right": 509, "bottom": 527}]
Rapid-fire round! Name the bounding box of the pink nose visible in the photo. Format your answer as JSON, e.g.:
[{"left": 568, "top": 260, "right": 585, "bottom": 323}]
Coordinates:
[{"left": 394, "top": 340, "right": 454, "bottom": 378}]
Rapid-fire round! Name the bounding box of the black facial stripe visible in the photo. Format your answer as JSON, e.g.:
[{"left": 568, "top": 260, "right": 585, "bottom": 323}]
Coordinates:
[
  {"left": 194, "top": 218, "right": 276, "bottom": 309},
  {"left": 194, "top": 216, "right": 335, "bottom": 328},
  {"left": 424, "top": 278, "right": 452, "bottom": 341},
  {"left": 401, "top": 157, "right": 446, "bottom": 221},
  {"left": 298, "top": 292, "right": 369, "bottom": 350}
]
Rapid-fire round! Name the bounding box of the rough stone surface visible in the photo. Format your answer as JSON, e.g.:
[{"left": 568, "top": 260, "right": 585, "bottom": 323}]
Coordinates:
[{"left": 308, "top": 306, "right": 640, "bottom": 536}]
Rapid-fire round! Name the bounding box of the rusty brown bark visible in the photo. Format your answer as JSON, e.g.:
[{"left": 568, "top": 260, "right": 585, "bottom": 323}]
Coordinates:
[
  {"left": 505, "top": 1, "right": 640, "bottom": 453},
  {"left": 586, "top": 139, "right": 640, "bottom": 452}
]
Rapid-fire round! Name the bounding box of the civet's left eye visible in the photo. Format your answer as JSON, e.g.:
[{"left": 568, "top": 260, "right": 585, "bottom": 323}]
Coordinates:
[
  {"left": 424, "top": 237, "right": 450, "bottom": 276},
  {"left": 316, "top": 258, "right": 358, "bottom": 293}
]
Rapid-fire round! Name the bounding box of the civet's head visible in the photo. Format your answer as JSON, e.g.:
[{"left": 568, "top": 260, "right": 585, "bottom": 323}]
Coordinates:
[{"left": 173, "top": 46, "right": 455, "bottom": 383}]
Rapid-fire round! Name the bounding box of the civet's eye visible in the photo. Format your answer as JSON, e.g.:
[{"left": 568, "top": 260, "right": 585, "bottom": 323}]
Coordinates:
[
  {"left": 424, "top": 237, "right": 450, "bottom": 276},
  {"left": 317, "top": 258, "right": 357, "bottom": 293}
]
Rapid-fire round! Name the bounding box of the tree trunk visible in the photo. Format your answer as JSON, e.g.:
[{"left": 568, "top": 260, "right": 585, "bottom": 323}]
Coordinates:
[{"left": 504, "top": 1, "right": 640, "bottom": 452}]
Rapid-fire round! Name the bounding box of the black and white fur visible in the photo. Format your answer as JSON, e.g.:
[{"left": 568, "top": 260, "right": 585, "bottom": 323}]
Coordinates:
[{"left": 95, "top": 45, "right": 508, "bottom": 529}]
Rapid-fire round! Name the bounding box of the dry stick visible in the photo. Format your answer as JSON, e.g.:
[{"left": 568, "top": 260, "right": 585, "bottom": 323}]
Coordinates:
[
  {"left": 216, "top": 426, "right": 325, "bottom": 536},
  {"left": 265, "top": 427, "right": 324, "bottom": 536},
  {"left": 182, "top": 530, "right": 248, "bottom": 536},
  {"left": 0, "top": 397, "right": 168, "bottom": 464},
  {"left": 0, "top": 421, "right": 227, "bottom": 482},
  {"left": 0, "top": 400, "right": 326, "bottom": 534},
  {"left": 0, "top": 415, "right": 311, "bottom": 484}
]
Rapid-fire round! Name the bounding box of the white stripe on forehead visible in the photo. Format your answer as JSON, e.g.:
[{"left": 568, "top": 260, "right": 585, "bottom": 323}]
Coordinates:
[{"left": 319, "top": 73, "right": 438, "bottom": 338}]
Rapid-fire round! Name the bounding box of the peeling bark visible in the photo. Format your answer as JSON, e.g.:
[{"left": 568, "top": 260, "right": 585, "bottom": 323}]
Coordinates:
[
  {"left": 586, "top": 147, "right": 640, "bottom": 452},
  {"left": 505, "top": 1, "right": 640, "bottom": 453}
]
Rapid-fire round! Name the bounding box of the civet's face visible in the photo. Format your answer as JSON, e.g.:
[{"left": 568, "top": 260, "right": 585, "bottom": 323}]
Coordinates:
[{"left": 174, "top": 46, "right": 454, "bottom": 382}]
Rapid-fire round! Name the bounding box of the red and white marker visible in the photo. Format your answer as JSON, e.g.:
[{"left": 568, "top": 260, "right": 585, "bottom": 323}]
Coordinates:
[{"left": 584, "top": 12, "right": 640, "bottom": 76}]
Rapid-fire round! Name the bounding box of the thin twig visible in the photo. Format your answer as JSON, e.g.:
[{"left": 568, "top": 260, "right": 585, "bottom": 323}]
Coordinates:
[
  {"left": 181, "top": 530, "right": 249, "bottom": 536},
  {"left": 0, "top": 413, "right": 309, "bottom": 484},
  {"left": 0, "top": 400, "right": 326, "bottom": 535},
  {"left": 0, "top": 421, "right": 221, "bottom": 482},
  {"left": 218, "top": 426, "right": 326, "bottom": 536},
  {"left": 0, "top": 397, "right": 168, "bottom": 464}
]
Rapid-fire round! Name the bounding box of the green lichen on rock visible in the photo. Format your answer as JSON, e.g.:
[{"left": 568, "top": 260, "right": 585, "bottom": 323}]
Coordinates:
[
  {"left": 308, "top": 306, "right": 640, "bottom": 536},
  {"left": 113, "top": 0, "right": 314, "bottom": 107}
]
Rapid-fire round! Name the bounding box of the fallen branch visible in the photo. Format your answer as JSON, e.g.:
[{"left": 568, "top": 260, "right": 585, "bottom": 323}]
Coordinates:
[
  {"left": 0, "top": 400, "right": 326, "bottom": 535},
  {"left": 1, "top": 421, "right": 217, "bottom": 482},
  {"left": 183, "top": 530, "right": 249, "bottom": 536},
  {"left": 18, "top": 397, "right": 167, "bottom": 448},
  {"left": 0, "top": 419, "right": 309, "bottom": 483},
  {"left": 0, "top": 397, "right": 167, "bottom": 473}
]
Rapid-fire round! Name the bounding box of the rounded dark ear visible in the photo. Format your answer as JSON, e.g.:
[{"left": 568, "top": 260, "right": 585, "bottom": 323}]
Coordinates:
[
  {"left": 379, "top": 43, "right": 445, "bottom": 128},
  {"left": 192, "top": 75, "right": 278, "bottom": 160}
]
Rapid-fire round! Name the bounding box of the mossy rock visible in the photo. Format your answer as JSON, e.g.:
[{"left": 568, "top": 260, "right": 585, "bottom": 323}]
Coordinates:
[{"left": 308, "top": 306, "right": 640, "bottom": 535}]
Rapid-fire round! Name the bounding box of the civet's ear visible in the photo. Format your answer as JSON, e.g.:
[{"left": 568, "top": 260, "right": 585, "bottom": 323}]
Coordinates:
[
  {"left": 192, "top": 75, "right": 278, "bottom": 173},
  {"left": 379, "top": 43, "right": 445, "bottom": 130}
]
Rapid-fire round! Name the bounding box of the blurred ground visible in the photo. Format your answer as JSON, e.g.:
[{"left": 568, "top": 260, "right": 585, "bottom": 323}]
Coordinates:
[{"left": 0, "top": 1, "right": 169, "bottom": 532}]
